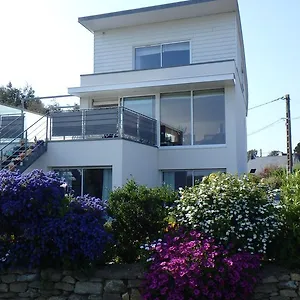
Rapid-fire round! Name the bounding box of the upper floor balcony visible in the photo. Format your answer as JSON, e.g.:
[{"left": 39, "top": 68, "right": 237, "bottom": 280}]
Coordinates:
[
  {"left": 68, "top": 60, "right": 236, "bottom": 97},
  {"left": 49, "top": 106, "right": 157, "bottom": 147}
]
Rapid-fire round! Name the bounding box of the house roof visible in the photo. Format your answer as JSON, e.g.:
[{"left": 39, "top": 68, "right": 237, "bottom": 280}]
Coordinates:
[
  {"left": 0, "top": 103, "right": 43, "bottom": 116},
  {"left": 79, "top": 0, "right": 238, "bottom": 33}
]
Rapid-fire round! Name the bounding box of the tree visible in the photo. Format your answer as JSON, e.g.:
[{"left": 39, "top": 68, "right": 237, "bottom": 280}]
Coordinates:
[
  {"left": 247, "top": 149, "right": 258, "bottom": 161},
  {"left": 268, "top": 150, "right": 281, "bottom": 157},
  {"left": 295, "top": 142, "right": 300, "bottom": 156},
  {"left": 0, "top": 82, "right": 46, "bottom": 114}
]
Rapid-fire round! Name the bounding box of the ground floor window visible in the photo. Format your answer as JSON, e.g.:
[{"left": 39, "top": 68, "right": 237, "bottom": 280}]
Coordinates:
[
  {"left": 53, "top": 167, "right": 112, "bottom": 200},
  {"left": 162, "top": 169, "right": 226, "bottom": 190}
]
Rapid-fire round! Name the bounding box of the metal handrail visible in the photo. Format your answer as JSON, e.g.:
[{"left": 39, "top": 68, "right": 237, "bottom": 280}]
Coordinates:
[
  {"left": 51, "top": 106, "right": 157, "bottom": 122},
  {"left": 0, "top": 114, "right": 24, "bottom": 135},
  {"left": 0, "top": 113, "right": 48, "bottom": 153},
  {"left": 50, "top": 106, "right": 157, "bottom": 146}
]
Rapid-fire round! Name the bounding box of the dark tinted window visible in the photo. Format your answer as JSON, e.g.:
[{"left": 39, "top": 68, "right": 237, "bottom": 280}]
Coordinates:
[
  {"left": 162, "top": 42, "right": 190, "bottom": 67},
  {"left": 135, "top": 46, "right": 160, "bottom": 70}
]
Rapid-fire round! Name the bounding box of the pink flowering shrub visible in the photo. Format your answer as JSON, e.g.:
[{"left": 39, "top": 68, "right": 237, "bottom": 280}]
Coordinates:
[{"left": 142, "top": 228, "right": 260, "bottom": 300}]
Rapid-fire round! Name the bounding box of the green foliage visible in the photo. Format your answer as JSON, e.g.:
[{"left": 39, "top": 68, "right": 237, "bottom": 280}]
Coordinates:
[
  {"left": 269, "top": 171, "right": 300, "bottom": 267},
  {"left": 107, "top": 180, "right": 177, "bottom": 263},
  {"left": 259, "top": 166, "right": 286, "bottom": 189},
  {"left": 171, "top": 173, "right": 282, "bottom": 254},
  {"left": 268, "top": 150, "right": 281, "bottom": 156},
  {"left": 0, "top": 82, "right": 46, "bottom": 114},
  {"left": 294, "top": 142, "right": 300, "bottom": 155},
  {"left": 247, "top": 149, "right": 258, "bottom": 161}
]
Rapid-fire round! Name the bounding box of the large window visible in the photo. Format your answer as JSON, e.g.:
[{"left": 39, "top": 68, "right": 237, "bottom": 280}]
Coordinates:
[
  {"left": 54, "top": 168, "right": 112, "bottom": 200},
  {"left": 162, "top": 169, "right": 226, "bottom": 190},
  {"left": 123, "top": 96, "right": 155, "bottom": 118},
  {"left": 193, "top": 90, "right": 225, "bottom": 145},
  {"left": 160, "top": 92, "right": 191, "bottom": 146},
  {"left": 135, "top": 42, "right": 190, "bottom": 70},
  {"left": 160, "top": 89, "right": 225, "bottom": 147}
]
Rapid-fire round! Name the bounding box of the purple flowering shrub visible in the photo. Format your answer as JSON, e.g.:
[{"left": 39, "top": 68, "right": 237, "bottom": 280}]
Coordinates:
[
  {"left": 143, "top": 228, "right": 260, "bottom": 300},
  {"left": 0, "top": 170, "right": 110, "bottom": 269}
]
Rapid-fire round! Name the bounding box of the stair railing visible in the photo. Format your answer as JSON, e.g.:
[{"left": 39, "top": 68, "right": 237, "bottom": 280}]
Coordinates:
[
  {"left": 0, "top": 114, "right": 25, "bottom": 140},
  {"left": 0, "top": 113, "right": 49, "bottom": 171}
]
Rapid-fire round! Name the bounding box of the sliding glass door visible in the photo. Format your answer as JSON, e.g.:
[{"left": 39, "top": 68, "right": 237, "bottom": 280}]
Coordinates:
[{"left": 54, "top": 167, "right": 112, "bottom": 200}]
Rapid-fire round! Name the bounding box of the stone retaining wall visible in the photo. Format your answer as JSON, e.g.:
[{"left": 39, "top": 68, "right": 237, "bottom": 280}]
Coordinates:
[
  {"left": 1, "top": 263, "right": 300, "bottom": 300},
  {"left": 0, "top": 264, "right": 144, "bottom": 300},
  {"left": 254, "top": 264, "right": 300, "bottom": 300}
]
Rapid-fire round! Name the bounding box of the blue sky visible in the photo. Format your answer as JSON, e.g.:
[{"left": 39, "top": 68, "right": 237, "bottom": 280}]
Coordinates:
[{"left": 0, "top": 0, "right": 299, "bottom": 155}]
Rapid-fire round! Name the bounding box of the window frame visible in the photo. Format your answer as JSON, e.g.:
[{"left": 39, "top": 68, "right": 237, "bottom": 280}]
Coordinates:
[
  {"left": 159, "top": 89, "right": 226, "bottom": 148},
  {"left": 52, "top": 166, "right": 112, "bottom": 198},
  {"left": 121, "top": 95, "right": 156, "bottom": 119},
  {"left": 134, "top": 40, "right": 191, "bottom": 70},
  {"left": 162, "top": 168, "right": 227, "bottom": 189}
]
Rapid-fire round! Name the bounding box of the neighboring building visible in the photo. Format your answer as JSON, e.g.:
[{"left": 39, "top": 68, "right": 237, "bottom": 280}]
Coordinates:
[
  {"left": 0, "top": 104, "right": 43, "bottom": 149},
  {"left": 248, "top": 154, "right": 299, "bottom": 174},
  {"left": 2, "top": 0, "right": 249, "bottom": 198}
]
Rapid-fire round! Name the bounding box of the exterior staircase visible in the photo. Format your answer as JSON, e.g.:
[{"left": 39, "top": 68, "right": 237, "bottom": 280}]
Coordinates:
[{"left": 0, "top": 114, "right": 49, "bottom": 173}]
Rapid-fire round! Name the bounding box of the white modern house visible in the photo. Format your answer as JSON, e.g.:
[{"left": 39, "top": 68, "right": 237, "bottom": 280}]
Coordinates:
[{"left": 2, "top": 0, "right": 248, "bottom": 199}]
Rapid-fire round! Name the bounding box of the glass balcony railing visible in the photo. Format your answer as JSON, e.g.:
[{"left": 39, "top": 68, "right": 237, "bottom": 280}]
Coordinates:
[{"left": 49, "top": 106, "right": 158, "bottom": 147}]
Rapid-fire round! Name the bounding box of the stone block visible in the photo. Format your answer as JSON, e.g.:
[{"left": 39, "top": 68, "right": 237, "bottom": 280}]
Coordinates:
[
  {"left": 263, "top": 276, "right": 279, "bottom": 283},
  {"left": 94, "top": 264, "right": 144, "bottom": 280},
  {"left": 122, "top": 293, "right": 129, "bottom": 300},
  {"left": 0, "top": 292, "right": 17, "bottom": 298},
  {"left": 62, "top": 276, "right": 76, "bottom": 284},
  {"left": 0, "top": 283, "right": 8, "bottom": 292},
  {"left": 29, "top": 281, "right": 42, "bottom": 289},
  {"left": 104, "top": 280, "right": 126, "bottom": 294},
  {"left": 41, "top": 269, "right": 62, "bottom": 282},
  {"left": 280, "top": 289, "right": 298, "bottom": 297},
  {"left": 103, "top": 293, "right": 121, "bottom": 300},
  {"left": 75, "top": 282, "right": 103, "bottom": 295},
  {"left": 68, "top": 294, "right": 87, "bottom": 300},
  {"left": 48, "top": 297, "right": 67, "bottom": 300},
  {"left": 88, "top": 296, "right": 103, "bottom": 300},
  {"left": 18, "top": 288, "right": 40, "bottom": 298},
  {"left": 10, "top": 282, "right": 28, "bottom": 292},
  {"left": 291, "top": 273, "right": 300, "bottom": 281},
  {"left": 55, "top": 282, "right": 75, "bottom": 292},
  {"left": 17, "top": 273, "right": 39, "bottom": 282},
  {"left": 255, "top": 283, "right": 278, "bottom": 293},
  {"left": 1, "top": 274, "right": 16, "bottom": 283},
  {"left": 63, "top": 270, "right": 73, "bottom": 276},
  {"left": 279, "top": 274, "right": 290, "bottom": 281},
  {"left": 130, "top": 289, "right": 142, "bottom": 300},
  {"left": 278, "top": 281, "right": 298, "bottom": 290},
  {"left": 127, "top": 280, "right": 143, "bottom": 288},
  {"left": 39, "top": 289, "right": 61, "bottom": 296},
  {"left": 73, "top": 272, "right": 88, "bottom": 282}
]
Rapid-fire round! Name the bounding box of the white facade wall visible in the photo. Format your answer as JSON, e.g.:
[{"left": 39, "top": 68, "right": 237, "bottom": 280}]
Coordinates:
[
  {"left": 122, "top": 141, "right": 159, "bottom": 187},
  {"left": 234, "top": 75, "right": 248, "bottom": 174},
  {"left": 27, "top": 139, "right": 159, "bottom": 189},
  {"left": 26, "top": 140, "right": 124, "bottom": 188},
  {"left": 93, "top": 13, "right": 237, "bottom": 73}
]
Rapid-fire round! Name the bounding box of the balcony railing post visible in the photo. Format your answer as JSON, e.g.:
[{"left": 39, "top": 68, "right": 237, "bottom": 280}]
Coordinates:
[
  {"left": 137, "top": 114, "right": 140, "bottom": 141},
  {"left": 46, "top": 114, "right": 49, "bottom": 143},
  {"left": 82, "top": 110, "right": 85, "bottom": 139},
  {"left": 118, "top": 107, "right": 124, "bottom": 139},
  {"left": 24, "top": 130, "right": 28, "bottom": 152}
]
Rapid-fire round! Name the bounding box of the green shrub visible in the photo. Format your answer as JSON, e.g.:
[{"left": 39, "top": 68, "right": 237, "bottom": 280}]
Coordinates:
[
  {"left": 269, "top": 171, "right": 300, "bottom": 266},
  {"left": 259, "top": 166, "right": 286, "bottom": 189},
  {"left": 170, "top": 173, "right": 282, "bottom": 254},
  {"left": 107, "top": 180, "right": 177, "bottom": 263}
]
